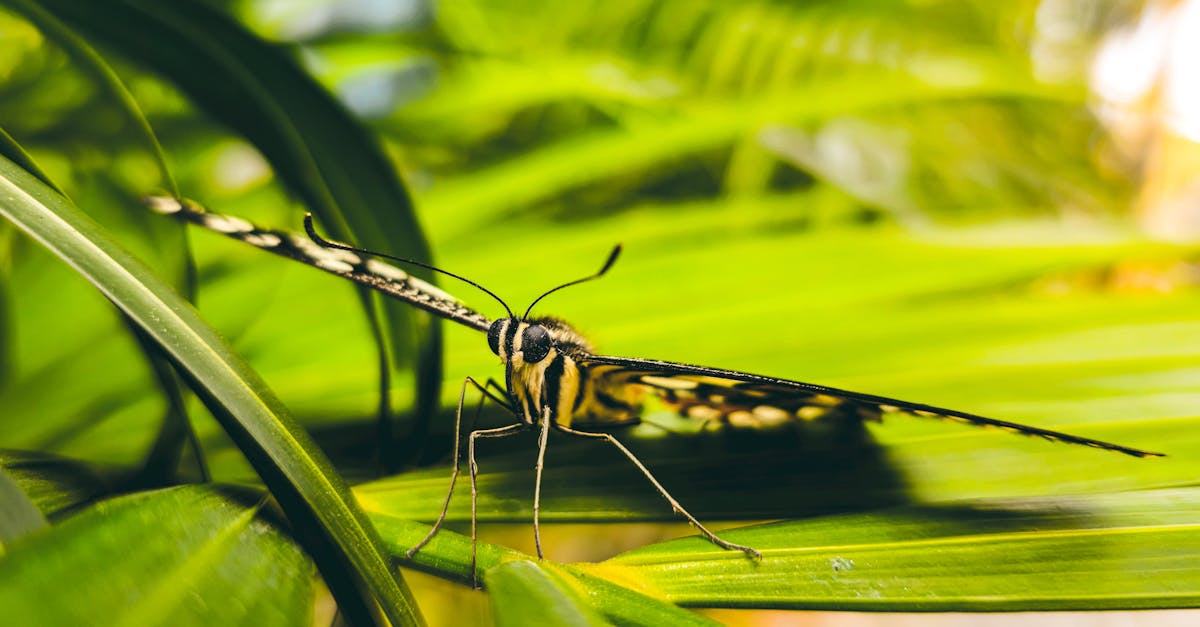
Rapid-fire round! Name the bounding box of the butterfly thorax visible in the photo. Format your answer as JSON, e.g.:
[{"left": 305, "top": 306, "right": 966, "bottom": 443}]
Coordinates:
[{"left": 487, "top": 317, "right": 642, "bottom": 428}]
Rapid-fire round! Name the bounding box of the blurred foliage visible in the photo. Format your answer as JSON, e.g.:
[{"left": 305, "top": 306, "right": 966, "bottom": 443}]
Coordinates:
[{"left": 1, "top": 0, "right": 1197, "bottom": 625}]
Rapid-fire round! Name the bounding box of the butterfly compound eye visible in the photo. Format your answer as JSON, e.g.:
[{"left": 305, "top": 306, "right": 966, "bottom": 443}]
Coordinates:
[
  {"left": 520, "top": 325, "right": 552, "bottom": 363},
  {"left": 487, "top": 319, "right": 505, "bottom": 356}
]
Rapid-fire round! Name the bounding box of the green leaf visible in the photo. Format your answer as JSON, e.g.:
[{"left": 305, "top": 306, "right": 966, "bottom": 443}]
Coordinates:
[
  {"left": 599, "top": 488, "right": 1200, "bottom": 611},
  {"left": 0, "top": 125, "right": 59, "bottom": 195},
  {"left": 0, "top": 485, "right": 312, "bottom": 625},
  {"left": 372, "top": 481, "right": 1200, "bottom": 612},
  {"left": 365, "top": 510, "right": 718, "bottom": 626},
  {"left": 560, "top": 566, "right": 719, "bottom": 627},
  {"left": 0, "top": 450, "right": 118, "bottom": 518},
  {"left": 34, "top": 0, "right": 442, "bottom": 468},
  {"left": 0, "top": 464, "right": 46, "bottom": 552},
  {"left": 485, "top": 561, "right": 608, "bottom": 627},
  {"left": 0, "top": 156, "right": 422, "bottom": 626},
  {"left": 0, "top": 0, "right": 177, "bottom": 197}
]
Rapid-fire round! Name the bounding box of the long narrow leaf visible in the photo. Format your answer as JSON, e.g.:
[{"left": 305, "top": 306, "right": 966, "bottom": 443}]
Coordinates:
[
  {"left": 0, "top": 485, "right": 312, "bottom": 625},
  {"left": 0, "top": 0, "right": 178, "bottom": 197},
  {"left": 0, "top": 156, "right": 422, "bottom": 626},
  {"left": 0, "top": 464, "right": 47, "bottom": 552},
  {"left": 598, "top": 488, "right": 1200, "bottom": 611},
  {"left": 365, "top": 510, "right": 718, "bottom": 625},
  {"left": 34, "top": 0, "right": 443, "bottom": 468},
  {"left": 485, "top": 561, "right": 609, "bottom": 627}
]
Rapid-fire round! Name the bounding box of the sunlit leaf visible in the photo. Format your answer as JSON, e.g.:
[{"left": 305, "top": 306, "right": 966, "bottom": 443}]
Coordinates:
[
  {"left": 600, "top": 488, "right": 1200, "bottom": 611},
  {"left": 485, "top": 561, "right": 609, "bottom": 627},
  {"left": 33, "top": 0, "right": 443, "bottom": 469},
  {"left": 0, "top": 486, "right": 312, "bottom": 625},
  {"left": 0, "top": 155, "right": 421, "bottom": 626}
]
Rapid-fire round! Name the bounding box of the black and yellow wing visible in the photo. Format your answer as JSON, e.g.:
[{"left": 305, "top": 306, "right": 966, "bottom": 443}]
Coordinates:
[
  {"left": 146, "top": 196, "right": 493, "bottom": 333},
  {"left": 578, "top": 354, "right": 1163, "bottom": 458}
]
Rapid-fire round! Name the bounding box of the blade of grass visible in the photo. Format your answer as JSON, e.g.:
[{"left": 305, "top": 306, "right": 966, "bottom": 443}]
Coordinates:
[
  {"left": 0, "top": 450, "right": 118, "bottom": 518},
  {"left": 35, "top": 0, "right": 443, "bottom": 469},
  {"left": 0, "top": 125, "right": 59, "bottom": 195},
  {"left": 0, "top": 485, "right": 312, "bottom": 625},
  {"left": 0, "top": 464, "right": 47, "bottom": 552},
  {"left": 595, "top": 487, "right": 1200, "bottom": 611},
  {"left": 0, "top": 1, "right": 203, "bottom": 482},
  {"left": 0, "top": 0, "right": 178, "bottom": 197},
  {"left": 0, "top": 156, "right": 423, "bottom": 626},
  {"left": 365, "top": 510, "right": 718, "bottom": 625},
  {"left": 485, "top": 561, "right": 609, "bottom": 627},
  {"left": 365, "top": 483, "right": 1200, "bottom": 611}
]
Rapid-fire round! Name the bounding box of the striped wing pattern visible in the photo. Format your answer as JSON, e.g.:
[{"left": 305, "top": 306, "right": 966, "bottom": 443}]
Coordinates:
[
  {"left": 147, "top": 196, "right": 1161, "bottom": 459},
  {"left": 146, "top": 197, "right": 492, "bottom": 332},
  {"left": 578, "top": 355, "right": 1162, "bottom": 458}
]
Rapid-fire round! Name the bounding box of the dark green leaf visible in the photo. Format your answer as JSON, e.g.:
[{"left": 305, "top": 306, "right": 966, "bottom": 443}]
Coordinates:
[
  {"left": 34, "top": 0, "right": 442, "bottom": 468},
  {"left": 0, "top": 485, "right": 312, "bottom": 625},
  {"left": 0, "top": 155, "right": 422, "bottom": 626},
  {"left": 0, "top": 0, "right": 177, "bottom": 196},
  {"left": 0, "top": 125, "right": 58, "bottom": 195},
  {"left": 0, "top": 464, "right": 47, "bottom": 550},
  {"left": 365, "top": 510, "right": 719, "bottom": 626},
  {"left": 0, "top": 450, "right": 118, "bottom": 517}
]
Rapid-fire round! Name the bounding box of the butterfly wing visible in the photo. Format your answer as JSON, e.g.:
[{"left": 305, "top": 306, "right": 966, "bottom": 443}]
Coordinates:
[
  {"left": 577, "top": 354, "right": 1162, "bottom": 458},
  {"left": 146, "top": 196, "right": 492, "bottom": 332}
]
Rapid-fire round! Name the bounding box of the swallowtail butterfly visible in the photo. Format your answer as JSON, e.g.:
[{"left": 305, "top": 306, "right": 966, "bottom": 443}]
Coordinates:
[{"left": 147, "top": 197, "right": 1162, "bottom": 582}]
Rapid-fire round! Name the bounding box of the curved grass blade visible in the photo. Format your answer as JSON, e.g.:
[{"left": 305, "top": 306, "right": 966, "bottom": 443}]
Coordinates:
[
  {"left": 596, "top": 487, "right": 1200, "bottom": 611},
  {"left": 0, "top": 450, "right": 118, "bottom": 518},
  {"left": 0, "top": 129, "right": 200, "bottom": 484},
  {"left": 485, "top": 561, "right": 609, "bottom": 627},
  {"left": 365, "top": 510, "right": 716, "bottom": 626},
  {"left": 32, "top": 0, "right": 443, "bottom": 468},
  {"left": 0, "top": 126, "right": 59, "bottom": 196},
  {"left": 1, "top": 0, "right": 178, "bottom": 197},
  {"left": 0, "top": 485, "right": 312, "bottom": 625},
  {"left": 0, "top": 156, "right": 422, "bottom": 626},
  {"left": 367, "top": 485, "right": 1200, "bottom": 612}
]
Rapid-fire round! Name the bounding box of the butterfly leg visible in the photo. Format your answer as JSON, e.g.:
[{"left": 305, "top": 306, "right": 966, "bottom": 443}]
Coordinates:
[
  {"left": 468, "top": 421, "right": 526, "bottom": 588},
  {"left": 556, "top": 423, "right": 762, "bottom": 560},
  {"left": 406, "top": 376, "right": 493, "bottom": 559},
  {"left": 532, "top": 406, "right": 552, "bottom": 559},
  {"left": 483, "top": 378, "right": 510, "bottom": 407}
]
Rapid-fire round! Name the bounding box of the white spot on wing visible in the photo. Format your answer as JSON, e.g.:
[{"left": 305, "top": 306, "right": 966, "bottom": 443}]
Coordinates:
[
  {"left": 314, "top": 257, "right": 355, "bottom": 273},
  {"left": 752, "top": 405, "right": 790, "bottom": 425},
  {"left": 796, "top": 406, "right": 828, "bottom": 421},
  {"left": 365, "top": 259, "right": 408, "bottom": 281},
  {"left": 406, "top": 276, "right": 460, "bottom": 304},
  {"left": 727, "top": 410, "right": 757, "bottom": 427},
  {"left": 204, "top": 214, "right": 255, "bottom": 234},
  {"left": 243, "top": 232, "right": 282, "bottom": 248},
  {"left": 145, "top": 196, "right": 183, "bottom": 214},
  {"left": 686, "top": 405, "right": 722, "bottom": 421},
  {"left": 810, "top": 394, "right": 840, "bottom": 407}
]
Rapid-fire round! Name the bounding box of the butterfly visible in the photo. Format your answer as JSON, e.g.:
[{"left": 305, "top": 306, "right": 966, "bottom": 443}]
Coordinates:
[{"left": 147, "top": 196, "right": 1163, "bottom": 584}]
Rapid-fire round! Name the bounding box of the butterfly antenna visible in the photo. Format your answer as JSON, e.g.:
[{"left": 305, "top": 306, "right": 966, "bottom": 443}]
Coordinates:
[
  {"left": 304, "top": 213, "right": 514, "bottom": 318},
  {"left": 523, "top": 244, "right": 622, "bottom": 319}
]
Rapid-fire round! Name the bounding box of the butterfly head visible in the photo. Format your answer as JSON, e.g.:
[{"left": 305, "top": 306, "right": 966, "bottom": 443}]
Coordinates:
[
  {"left": 488, "top": 316, "right": 594, "bottom": 367},
  {"left": 487, "top": 318, "right": 553, "bottom": 366}
]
